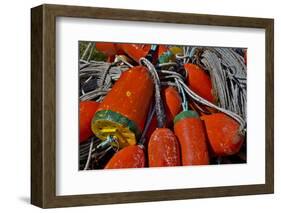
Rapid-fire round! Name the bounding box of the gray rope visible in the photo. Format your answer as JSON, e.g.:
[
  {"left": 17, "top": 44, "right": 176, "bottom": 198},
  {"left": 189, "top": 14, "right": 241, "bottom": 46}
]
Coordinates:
[
  {"left": 175, "top": 79, "right": 188, "bottom": 111},
  {"left": 81, "top": 42, "right": 92, "bottom": 61},
  {"left": 86, "top": 44, "right": 94, "bottom": 62},
  {"left": 79, "top": 60, "right": 130, "bottom": 101},
  {"left": 139, "top": 104, "right": 156, "bottom": 145},
  {"left": 140, "top": 58, "right": 166, "bottom": 128},
  {"left": 201, "top": 48, "right": 247, "bottom": 120}
]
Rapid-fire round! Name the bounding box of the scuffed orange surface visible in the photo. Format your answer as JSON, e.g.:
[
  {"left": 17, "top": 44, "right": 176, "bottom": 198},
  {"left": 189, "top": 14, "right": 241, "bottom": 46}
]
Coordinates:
[
  {"left": 202, "top": 113, "right": 244, "bottom": 156},
  {"left": 184, "top": 63, "right": 215, "bottom": 103},
  {"left": 162, "top": 86, "right": 182, "bottom": 127},
  {"left": 118, "top": 44, "right": 151, "bottom": 62},
  {"left": 148, "top": 128, "right": 181, "bottom": 167},
  {"left": 105, "top": 145, "right": 145, "bottom": 169},
  {"left": 79, "top": 101, "right": 99, "bottom": 143},
  {"left": 174, "top": 117, "right": 209, "bottom": 165},
  {"left": 97, "top": 66, "right": 154, "bottom": 131}
]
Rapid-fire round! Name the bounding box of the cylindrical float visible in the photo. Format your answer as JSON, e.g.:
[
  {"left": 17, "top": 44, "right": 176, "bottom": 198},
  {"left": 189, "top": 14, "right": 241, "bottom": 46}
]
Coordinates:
[
  {"left": 201, "top": 113, "right": 244, "bottom": 156},
  {"left": 95, "top": 42, "right": 125, "bottom": 62},
  {"left": 184, "top": 63, "right": 215, "bottom": 103},
  {"left": 162, "top": 86, "right": 182, "bottom": 127},
  {"left": 174, "top": 110, "right": 209, "bottom": 165},
  {"left": 148, "top": 128, "right": 181, "bottom": 167},
  {"left": 105, "top": 145, "right": 145, "bottom": 169},
  {"left": 92, "top": 66, "right": 154, "bottom": 148},
  {"left": 79, "top": 101, "right": 99, "bottom": 143},
  {"left": 118, "top": 44, "right": 151, "bottom": 62},
  {"left": 95, "top": 42, "right": 118, "bottom": 57}
]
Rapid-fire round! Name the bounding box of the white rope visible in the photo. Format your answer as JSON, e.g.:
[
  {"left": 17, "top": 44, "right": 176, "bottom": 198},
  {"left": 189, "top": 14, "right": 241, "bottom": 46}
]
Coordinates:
[
  {"left": 83, "top": 138, "right": 94, "bottom": 170},
  {"left": 86, "top": 44, "right": 94, "bottom": 62},
  {"left": 81, "top": 42, "right": 92, "bottom": 61},
  {"left": 114, "top": 55, "right": 134, "bottom": 68}
]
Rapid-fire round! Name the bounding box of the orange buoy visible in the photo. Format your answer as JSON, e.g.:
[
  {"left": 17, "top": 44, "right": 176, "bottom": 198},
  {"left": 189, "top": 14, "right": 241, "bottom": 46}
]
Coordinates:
[
  {"left": 95, "top": 42, "right": 118, "bottom": 57},
  {"left": 79, "top": 101, "right": 99, "bottom": 143},
  {"left": 201, "top": 113, "right": 244, "bottom": 156},
  {"left": 184, "top": 63, "right": 215, "bottom": 103},
  {"left": 105, "top": 145, "right": 145, "bottom": 169},
  {"left": 118, "top": 44, "right": 151, "bottom": 62},
  {"left": 162, "top": 86, "right": 182, "bottom": 127},
  {"left": 174, "top": 111, "right": 209, "bottom": 165},
  {"left": 148, "top": 128, "right": 181, "bottom": 167},
  {"left": 95, "top": 42, "right": 123, "bottom": 62},
  {"left": 92, "top": 66, "right": 154, "bottom": 148}
]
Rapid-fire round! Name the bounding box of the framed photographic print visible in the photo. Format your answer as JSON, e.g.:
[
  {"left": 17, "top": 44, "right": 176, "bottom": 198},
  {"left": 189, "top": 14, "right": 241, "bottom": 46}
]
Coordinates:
[{"left": 31, "top": 4, "right": 274, "bottom": 208}]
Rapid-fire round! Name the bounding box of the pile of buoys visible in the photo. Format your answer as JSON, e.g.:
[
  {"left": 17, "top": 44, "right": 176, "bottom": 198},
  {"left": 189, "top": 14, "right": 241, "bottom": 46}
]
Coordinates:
[{"left": 79, "top": 42, "right": 247, "bottom": 170}]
